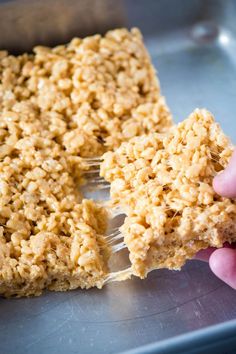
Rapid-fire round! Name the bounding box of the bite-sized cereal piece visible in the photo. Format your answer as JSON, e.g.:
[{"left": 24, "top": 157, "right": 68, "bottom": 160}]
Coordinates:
[{"left": 101, "top": 109, "right": 236, "bottom": 277}]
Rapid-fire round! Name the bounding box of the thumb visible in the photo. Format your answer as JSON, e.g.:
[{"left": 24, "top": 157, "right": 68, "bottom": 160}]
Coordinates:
[
  {"left": 213, "top": 150, "right": 236, "bottom": 198},
  {"left": 209, "top": 248, "right": 236, "bottom": 289}
]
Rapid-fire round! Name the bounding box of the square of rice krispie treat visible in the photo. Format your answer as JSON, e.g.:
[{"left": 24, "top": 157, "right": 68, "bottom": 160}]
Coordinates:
[
  {"left": 0, "top": 28, "right": 172, "bottom": 157},
  {"left": 0, "top": 199, "right": 110, "bottom": 297},
  {"left": 0, "top": 105, "right": 109, "bottom": 297},
  {"left": 101, "top": 109, "right": 236, "bottom": 278}
]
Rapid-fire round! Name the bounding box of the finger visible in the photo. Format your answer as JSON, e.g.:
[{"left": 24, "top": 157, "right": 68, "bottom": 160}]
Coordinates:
[
  {"left": 213, "top": 149, "right": 236, "bottom": 198},
  {"left": 209, "top": 248, "right": 236, "bottom": 289}
]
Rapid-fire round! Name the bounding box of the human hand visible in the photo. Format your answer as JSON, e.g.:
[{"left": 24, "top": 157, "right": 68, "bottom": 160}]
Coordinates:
[{"left": 196, "top": 150, "right": 236, "bottom": 289}]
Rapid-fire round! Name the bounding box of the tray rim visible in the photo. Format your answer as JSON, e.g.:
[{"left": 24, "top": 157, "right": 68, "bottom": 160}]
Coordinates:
[{"left": 122, "top": 318, "right": 236, "bottom": 354}]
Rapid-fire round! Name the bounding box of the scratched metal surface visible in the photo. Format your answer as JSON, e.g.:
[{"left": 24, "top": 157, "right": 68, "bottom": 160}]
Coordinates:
[{"left": 0, "top": 1, "right": 236, "bottom": 354}]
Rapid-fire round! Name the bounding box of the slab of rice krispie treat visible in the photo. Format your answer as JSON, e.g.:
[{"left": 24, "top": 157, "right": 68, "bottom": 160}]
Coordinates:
[
  {"left": 0, "top": 27, "right": 172, "bottom": 296},
  {"left": 0, "top": 28, "right": 172, "bottom": 157},
  {"left": 101, "top": 109, "right": 236, "bottom": 278},
  {"left": 0, "top": 199, "right": 109, "bottom": 297},
  {"left": 0, "top": 105, "right": 109, "bottom": 297}
]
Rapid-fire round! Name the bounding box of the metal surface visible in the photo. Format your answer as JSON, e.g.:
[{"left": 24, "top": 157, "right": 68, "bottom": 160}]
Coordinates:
[
  {"left": 0, "top": 1, "right": 236, "bottom": 354},
  {"left": 0, "top": 0, "right": 125, "bottom": 53},
  {"left": 123, "top": 319, "right": 236, "bottom": 354}
]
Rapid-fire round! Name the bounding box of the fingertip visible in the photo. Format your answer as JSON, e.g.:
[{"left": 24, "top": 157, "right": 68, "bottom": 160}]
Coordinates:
[
  {"left": 213, "top": 171, "right": 236, "bottom": 198},
  {"left": 212, "top": 173, "right": 224, "bottom": 196},
  {"left": 213, "top": 149, "right": 236, "bottom": 198},
  {"left": 209, "top": 248, "right": 236, "bottom": 289}
]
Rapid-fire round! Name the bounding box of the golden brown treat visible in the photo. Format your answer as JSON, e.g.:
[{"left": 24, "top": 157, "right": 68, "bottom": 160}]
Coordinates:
[
  {"left": 0, "top": 101, "right": 109, "bottom": 297},
  {"left": 101, "top": 109, "right": 236, "bottom": 277},
  {"left": 0, "top": 28, "right": 172, "bottom": 158},
  {"left": 0, "top": 28, "right": 172, "bottom": 296},
  {"left": 0, "top": 199, "right": 109, "bottom": 297}
]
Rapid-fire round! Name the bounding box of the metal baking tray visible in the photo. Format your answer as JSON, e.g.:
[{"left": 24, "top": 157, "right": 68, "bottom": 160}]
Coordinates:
[{"left": 0, "top": 1, "right": 236, "bottom": 353}]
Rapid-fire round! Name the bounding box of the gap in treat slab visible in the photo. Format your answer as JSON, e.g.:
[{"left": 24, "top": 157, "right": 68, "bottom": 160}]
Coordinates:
[
  {"left": 81, "top": 181, "right": 131, "bottom": 275},
  {"left": 80, "top": 181, "right": 110, "bottom": 202},
  {"left": 106, "top": 211, "right": 131, "bottom": 276}
]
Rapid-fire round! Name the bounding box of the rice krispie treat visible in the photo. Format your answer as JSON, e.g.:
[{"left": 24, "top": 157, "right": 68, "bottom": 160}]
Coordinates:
[
  {"left": 101, "top": 109, "right": 236, "bottom": 277},
  {"left": 0, "top": 142, "right": 109, "bottom": 298},
  {"left": 0, "top": 103, "right": 110, "bottom": 297},
  {"left": 0, "top": 28, "right": 172, "bottom": 157},
  {"left": 0, "top": 199, "right": 109, "bottom": 297},
  {"left": 0, "top": 28, "right": 172, "bottom": 296}
]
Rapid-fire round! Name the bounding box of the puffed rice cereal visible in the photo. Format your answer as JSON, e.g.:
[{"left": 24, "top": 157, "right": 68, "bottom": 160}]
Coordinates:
[
  {"left": 101, "top": 109, "right": 236, "bottom": 277},
  {"left": 0, "top": 117, "right": 110, "bottom": 296},
  {"left": 0, "top": 27, "right": 172, "bottom": 296},
  {"left": 0, "top": 28, "right": 172, "bottom": 157}
]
